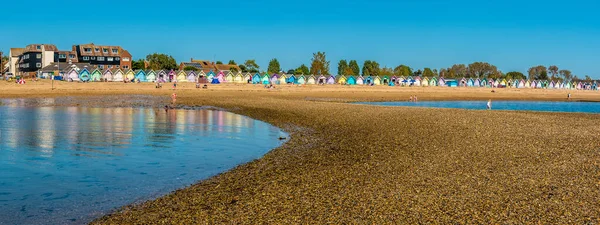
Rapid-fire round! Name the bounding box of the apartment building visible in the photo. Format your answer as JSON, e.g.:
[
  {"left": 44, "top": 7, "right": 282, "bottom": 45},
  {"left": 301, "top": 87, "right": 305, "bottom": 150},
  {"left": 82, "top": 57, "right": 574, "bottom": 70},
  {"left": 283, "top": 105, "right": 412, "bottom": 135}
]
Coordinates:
[{"left": 73, "top": 43, "right": 132, "bottom": 70}]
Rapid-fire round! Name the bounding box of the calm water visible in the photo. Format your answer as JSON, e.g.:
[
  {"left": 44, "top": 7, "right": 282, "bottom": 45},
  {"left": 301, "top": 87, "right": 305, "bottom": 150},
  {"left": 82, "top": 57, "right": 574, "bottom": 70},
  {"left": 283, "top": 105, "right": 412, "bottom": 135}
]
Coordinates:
[
  {"left": 0, "top": 105, "right": 286, "bottom": 225},
  {"left": 359, "top": 101, "right": 600, "bottom": 113}
]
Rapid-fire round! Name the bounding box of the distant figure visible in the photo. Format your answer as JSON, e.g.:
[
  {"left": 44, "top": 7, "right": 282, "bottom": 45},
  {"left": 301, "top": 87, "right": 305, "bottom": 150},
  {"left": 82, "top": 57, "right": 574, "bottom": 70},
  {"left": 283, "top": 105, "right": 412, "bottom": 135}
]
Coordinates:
[
  {"left": 414, "top": 95, "right": 418, "bottom": 102},
  {"left": 409, "top": 96, "right": 413, "bottom": 102},
  {"left": 202, "top": 84, "right": 208, "bottom": 89},
  {"left": 568, "top": 93, "right": 571, "bottom": 100},
  {"left": 487, "top": 99, "right": 492, "bottom": 110},
  {"left": 196, "top": 82, "right": 200, "bottom": 88},
  {"left": 171, "top": 93, "right": 177, "bottom": 105},
  {"left": 173, "top": 81, "right": 177, "bottom": 90}
]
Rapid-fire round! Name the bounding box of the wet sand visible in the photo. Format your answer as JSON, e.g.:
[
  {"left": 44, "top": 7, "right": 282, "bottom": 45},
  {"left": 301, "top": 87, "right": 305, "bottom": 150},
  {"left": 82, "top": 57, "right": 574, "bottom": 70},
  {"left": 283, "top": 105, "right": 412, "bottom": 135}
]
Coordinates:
[{"left": 2, "top": 81, "right": 600, "bottom": 224}]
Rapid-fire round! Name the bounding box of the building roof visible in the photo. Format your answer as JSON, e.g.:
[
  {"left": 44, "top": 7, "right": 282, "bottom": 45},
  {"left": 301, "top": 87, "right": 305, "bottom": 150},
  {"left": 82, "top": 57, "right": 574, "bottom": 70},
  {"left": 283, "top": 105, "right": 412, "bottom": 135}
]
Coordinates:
[
  {"left": 24, "top": 44, "right": 58, "bottom": 53},
  {"left": 215, "top": 63, "right": 241, "bottom": 72},
  {"left": 75, "top": 43, "right": 127, "bottom": 57},
  {"left": 10, "top": 48, "right": 25, "bottom": 57},
  {"left": 40, "top": 62, "right": 95, "bottom": 73},
  {"left": 181, "top": 62, "right": 203, "bottom": 69}
]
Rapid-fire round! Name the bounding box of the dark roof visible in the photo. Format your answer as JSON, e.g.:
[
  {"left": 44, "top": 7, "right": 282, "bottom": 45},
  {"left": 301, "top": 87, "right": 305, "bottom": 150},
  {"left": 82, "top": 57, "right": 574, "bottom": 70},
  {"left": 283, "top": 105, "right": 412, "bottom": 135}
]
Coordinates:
[
  {"left": 181, "top": 62, "right": 203, "bottom": 69},
  {"left": 40, "top": 62, "right": 95, "bottom": 72}
]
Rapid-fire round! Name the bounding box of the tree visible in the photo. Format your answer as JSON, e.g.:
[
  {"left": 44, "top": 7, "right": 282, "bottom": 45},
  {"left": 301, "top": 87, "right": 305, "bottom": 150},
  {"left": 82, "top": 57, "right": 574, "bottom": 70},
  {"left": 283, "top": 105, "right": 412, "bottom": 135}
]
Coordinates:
[
  {"left": 380, "top": 67, "right": 393, "bottom": 75},
  {"left": 433, "top": 69, "right": 439, "bottom": 76},
  {"left": 132, "top": 59, "right": 145, "bottom": 70},
  {"left": 228, "top": 60, "right": 236, "bottom": 65},
  {"left": 295, "top": 64, "right": 310, "bottom": 75},
  {"left": 467, "top": 62, "right": 498, "bottom": 78},
  {"left": 183, "top": 66, "right": 199, "bottom": 71},
  {"left": 422, "top": 68, "right": 435, "bottom": 77},
  {"left": 559, "top": 69, "right": 572, "bottom": 81},
  {"left": 393, "top": 65, "right": 412, "bottom": 76},
  {"left": 585, "top": 75, "right": 592, "bottom": 82},
  {"left": 229, "top": 67, "right": 238, "bottom": 73},
  {"left": 505, "top": 71, "right": 526, "bottom": 80},
  {"left": 348, "top": 60, "right": 360, "bottom": 75},
  {"left": 448, "top": 64, "right": 468, "bottom": 78},
  {"left": 439, "top": 68, "right": 448, "bottom": 78},
  {"left": 310, "top": 52, "right": 330, "bottom": 75},
  {"left": 239, "top": 64, "right": 248, "bottom": 72},
  {"left": 528, "top": 65, "right": 548, "bottom": 80},
  {"left": 145, "top": 53, "right": 177, "bottom": 70},
  {"left": 216, "top": 61, "right": 223, "bottom": 64},
  {"left": 244, "top": 60, "right": 260, "bottom": 73},
  {"left": 337, "top": 60, "right": 348, "bottom": 75},
  {"left": 362, "top": 60, "right": 380, "bottom": 76},
  {"left": 548, "top": 65, "right": 559, "bottom": 80},
  {"left": 287, "top": 69, "right": 295, "bottom": 75},
  {"left": 267, "top": 58, "right": 281, "bottom": 74},
  {"left": 413, "top": 69, "right": 423, "bottom": 77}
]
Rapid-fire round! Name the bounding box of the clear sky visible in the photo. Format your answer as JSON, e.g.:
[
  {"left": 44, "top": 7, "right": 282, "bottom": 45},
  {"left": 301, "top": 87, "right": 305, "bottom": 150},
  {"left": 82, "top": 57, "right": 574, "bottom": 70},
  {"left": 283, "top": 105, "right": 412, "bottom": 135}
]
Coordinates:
[{"left": 2, "top": 0, "right": 599, "bottom": 78}]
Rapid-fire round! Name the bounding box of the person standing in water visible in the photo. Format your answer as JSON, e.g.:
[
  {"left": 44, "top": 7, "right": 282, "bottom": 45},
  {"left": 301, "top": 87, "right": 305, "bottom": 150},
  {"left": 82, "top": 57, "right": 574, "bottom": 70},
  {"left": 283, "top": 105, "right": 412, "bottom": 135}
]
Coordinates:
[
  {"left": 487, "top": 99, "right": 492, "bottom": 110},
  {"left": 567, "top": 93, "right": 571, "bottom": 100},
  {"left": 171, "top": 93, "right": 177, "bottom": 105}
]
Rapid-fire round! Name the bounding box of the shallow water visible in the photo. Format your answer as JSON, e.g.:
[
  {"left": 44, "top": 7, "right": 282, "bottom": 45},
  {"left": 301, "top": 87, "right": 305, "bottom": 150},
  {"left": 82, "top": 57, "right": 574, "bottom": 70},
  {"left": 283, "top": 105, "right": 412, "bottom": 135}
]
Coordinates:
[
  {"left": 0, "top": 105, "right": 287, "bottom": 225},
  {"left": 358, "top": 101, "right": 600, "bottom": 113}
]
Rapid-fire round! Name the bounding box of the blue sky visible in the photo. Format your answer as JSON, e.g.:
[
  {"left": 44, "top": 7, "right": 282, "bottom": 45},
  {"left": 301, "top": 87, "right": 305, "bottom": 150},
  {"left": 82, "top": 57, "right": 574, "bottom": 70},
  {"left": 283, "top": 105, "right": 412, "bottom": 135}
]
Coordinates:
[{"left": 2, "top": 0, "right": 599, "bottom": 78}]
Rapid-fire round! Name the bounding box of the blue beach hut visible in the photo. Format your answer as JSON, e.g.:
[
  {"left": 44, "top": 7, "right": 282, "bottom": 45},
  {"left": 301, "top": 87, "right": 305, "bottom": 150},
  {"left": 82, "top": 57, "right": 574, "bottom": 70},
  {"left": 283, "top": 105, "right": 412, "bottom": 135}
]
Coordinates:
[
  {"left": 287, "top": 75, "right": 297, "bottom": 84},
  {"left": 135, "top": 70, "right": 147, "bottom": 82},
  {"left": 347, "top": 76, "right": 356, "bottom": 85},
  {"left": 79, "top": 68, "right": 91, "bottom": 82},
  {"left": 252, "top": 73, "right": 261, "bottom": 84},
  {"left": 365, "top": 76, "right": 373, "bottom": 85}
]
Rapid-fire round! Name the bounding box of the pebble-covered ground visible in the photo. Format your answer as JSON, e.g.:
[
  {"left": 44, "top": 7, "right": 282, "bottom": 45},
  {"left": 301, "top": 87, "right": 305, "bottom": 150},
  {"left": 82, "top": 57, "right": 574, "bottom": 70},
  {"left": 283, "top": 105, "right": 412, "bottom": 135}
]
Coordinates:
[{"left": 1, "top": 81, "right": 599, "bottom": 224}]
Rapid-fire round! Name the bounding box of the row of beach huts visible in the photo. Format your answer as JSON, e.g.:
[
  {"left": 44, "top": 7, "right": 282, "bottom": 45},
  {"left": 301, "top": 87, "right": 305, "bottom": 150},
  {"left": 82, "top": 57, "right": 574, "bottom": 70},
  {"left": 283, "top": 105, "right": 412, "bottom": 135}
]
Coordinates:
[{"left": 60, "top": 68, "right": 599, "bottom": 90}]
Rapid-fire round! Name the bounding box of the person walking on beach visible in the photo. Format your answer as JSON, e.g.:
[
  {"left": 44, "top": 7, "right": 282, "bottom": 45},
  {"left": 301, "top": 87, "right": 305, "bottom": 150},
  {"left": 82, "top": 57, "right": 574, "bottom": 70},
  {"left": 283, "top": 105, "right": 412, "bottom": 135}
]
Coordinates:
[
  {"left": 173, "top": 80, "right": 177, "bottom": 90},
  {"left": 414, "top": 95, "right": 418, "bottom": 102},
  {"left": 487, "top": 99, "right": 492, "bottom": 110},
  {"left": 409, "top": 96, "right": 413, "bottom": 102},
  {"left": 171, "top": 93, "right": 177, "bottom": 105},
  {"left": 567, "top": 93, "right": 571, "bottom": 100}
]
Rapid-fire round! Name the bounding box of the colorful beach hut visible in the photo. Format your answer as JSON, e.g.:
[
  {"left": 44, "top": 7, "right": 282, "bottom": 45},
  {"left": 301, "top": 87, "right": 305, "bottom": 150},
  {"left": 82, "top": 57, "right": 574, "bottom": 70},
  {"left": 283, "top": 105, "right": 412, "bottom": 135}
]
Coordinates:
[
  {"left": 206, "top": 71, "right": 216, "bottom": 82},
  {"left": 270, "top": 74, "right": 280, "bottom": 84},
  {"left": 102, "top": 69, "right": 113, "bottom": 81},
  {"left": 278, "top": 74, "right": 288, "bottom": 84},
  {"left": 251, "top": 73, "right": 261, "bottom": 84},
  {"left": 577, "top": 82, "right": 583, "bottom": 90},
  {"left": 356, "top": 76, "right": 364, "bottom": 85},
  {"left": 146, "top": 70, "right": 157, "bottom": 82},
  {"left": 499, "top": 79, "right": 507, "bottom": 88},
  {"left": 413, "top": 76, "right": 421, "bottom": 86},
  {"left": 548, "top": 80, "right": 555, "bottom": 89},
  {"left": 307, "top": 75, "right": 316, "bottom": 84},
  {"left": 261, "top": 73, "right": 270, "bottom": 84},
  {"left": 66, "top": 68, "right": 79, "bottom": 81},
  {"left": 421, "top": 77, "right": 429, "bottom": 87},
  {"left": 316, "top": 75, "right": 326, "bottom": 84},
  {"left": 234, "top": 72, "right": 244, "bottom": 83},
  {"left": 381, "top": 75, "right": 390, "bottom": 85},
  {"left": 373, "top": 76, "right": 382, "bottom": 85},
  {"left": 466, "top": 78, "right": 474, "bottom": 87},
  {"left": 473, "top": 78, "right": 481, "bottom": 87},
  {"left": 90, "top": 69, "right": 102, "bottom": 82},
  {"left": 175, "top": 70, "right": 186, "bottom": 82},
  {"left": 337, "top": 75, "right": 347, "bottom": 85},
  {"left": 438, "top": 77, "right": 446, "bottom": 87},
  {"left": 187, "top": 71, "right": 197, "bottom": 82},
  {"left": 297, "top": 75, "right": 306, "bottom": 84},
  {"left": 211, "top": 77, "right": 220, "bottom": 84},
  {"left": 79, "top": 68, "right": 91, "bottom": 82},
  {"left": 429, "top": 77, "right": 438, "bottom": 86},
  {"left": 327, "top": 75, "right": 336, "bottom": 84},
  {"left": 135, "top": 70, "right": 147, "bottom": 82},
  {"left": 535, "top": 80, "right": 543, "bottom": 88},
  {"left": 216, "top": 71, "right": 225, "bottom": 83},
  {"left": 287, "top": 74, "right": 297, "bottom": 84},
  {"left": 112, "top": 69, "right": 124, "bottom": 82},
  {"left": 365, "top": 76, "right": 373, "bottom": 85},
  {"left": 242, "top": 72, "right": 251, "bottom": 83},
  {"left": 225, "top": 71, "right": 234, "bottom": 83},
  {"left": 347, "top": 76, "right": 356, "bottom": 85},
  {"left": 124, "top": 70, "right": 134, "bottom": 81}
]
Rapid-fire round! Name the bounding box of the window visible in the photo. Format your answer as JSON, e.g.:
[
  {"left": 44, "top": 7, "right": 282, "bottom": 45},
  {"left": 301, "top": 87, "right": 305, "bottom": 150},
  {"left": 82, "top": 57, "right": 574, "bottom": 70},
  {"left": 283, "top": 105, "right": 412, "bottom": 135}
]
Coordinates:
[
  {"left": 24, "top": 55, "right": 29, "bottom": 59},
  {"left": 95, "top": 48, "right": 100, "bottom": 52},
  {"left": 69, "top": 54, "right": 75, "bottom": 59},
  {"left": 112, "top": 49, "right": 118, "bottom": 54},
  {"left": 116, "top": 65, "right": 120, "bottom": 68},
  {"left": 123, "top": 65, "right": 129, "bottom": 69},
  {"left": 36, "top": 45, "right": 41, "bottom": 50},
  {"left": 83, "top": 56, "right": 89, "bottom": 61},
  {"left": 99, "top": 65, "right": 104, "bottom": 69},
  {"left": 103, "top": 48, "right": 108, "bottom": 53},
  {"left": 36, "top": 63, "right": 42, "bottom": 68},
  {"left": 122, "top": 57, "right": 130, "bottom": 62},
  {"left": 108, "top": 65, "right": 113, "bottom": 69},
  {"left": 36, "top": 54, "right": 41, "bottom": 59},
  {"left": 91, "top": 57, "right": 96, "bottom": 60},
  {"left": 84, "top": 48, "right": 92, "bottom": 53},
  {"left": 107, "top": 57, "right": 113, "bottom": 62},
  {"left": 97, "top": 57, "right": 105, "bottom": 61},
  {"left": 59, "top": 54, "right": 66, "bottom": 59},
  {"left": 115, "top": 57, "right": 120, "bottom": 61}
]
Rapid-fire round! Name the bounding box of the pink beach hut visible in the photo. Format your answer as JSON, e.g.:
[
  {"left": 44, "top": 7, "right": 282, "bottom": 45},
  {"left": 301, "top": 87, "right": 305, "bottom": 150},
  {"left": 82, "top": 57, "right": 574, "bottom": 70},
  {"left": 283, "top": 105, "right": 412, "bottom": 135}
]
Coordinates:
[
  {"left": 167, "top": 70, "right": 176, "bottom": 82},
  {"left": 270, "top": 74, "right": 280, "bottom": 84},
  {"left": 356, "top": 76, "right": 364, "bottom": 85},
  {"left": 66, "top": 68, "right": 79, "bottom": 81},
  {"left": 216, "top": 71, "right": 225, "bottom": 83}
]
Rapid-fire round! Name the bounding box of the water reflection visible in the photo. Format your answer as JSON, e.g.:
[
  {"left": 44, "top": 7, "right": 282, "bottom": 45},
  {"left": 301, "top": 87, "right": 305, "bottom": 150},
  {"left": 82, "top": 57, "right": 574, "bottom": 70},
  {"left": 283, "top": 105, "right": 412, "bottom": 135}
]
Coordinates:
[{"left": 0, "top": 105, "right": 286, "bottom": 225}]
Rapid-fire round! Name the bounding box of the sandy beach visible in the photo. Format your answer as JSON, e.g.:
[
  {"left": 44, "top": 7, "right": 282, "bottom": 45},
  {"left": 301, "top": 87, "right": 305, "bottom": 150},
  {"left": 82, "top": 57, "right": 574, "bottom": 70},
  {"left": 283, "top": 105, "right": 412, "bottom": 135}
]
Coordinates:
[{"left": 2, "top": 81, "right": 600, "bottom": 224}]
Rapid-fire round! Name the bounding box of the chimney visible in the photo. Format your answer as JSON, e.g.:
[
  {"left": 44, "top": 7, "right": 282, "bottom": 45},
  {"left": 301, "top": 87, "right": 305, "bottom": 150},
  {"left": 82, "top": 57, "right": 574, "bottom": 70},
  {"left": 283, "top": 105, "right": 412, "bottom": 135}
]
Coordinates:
[{"left": 190, "top": 58, "right": 193, "bottom": 62}]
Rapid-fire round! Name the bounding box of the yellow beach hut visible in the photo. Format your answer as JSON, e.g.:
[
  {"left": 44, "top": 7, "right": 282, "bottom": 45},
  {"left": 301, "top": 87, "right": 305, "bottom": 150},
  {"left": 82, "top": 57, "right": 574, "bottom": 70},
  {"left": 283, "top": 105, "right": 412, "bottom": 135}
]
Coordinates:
[
  {"left": 242, "top": 72, "right": 252, "bottom": 83},
  {"left": 176, "top": 70, "right": 187, "bottom": 82},
  {"left": 278, "top": 74, "right": 287, "bottom": 84},
  {"left": 124, "top": 69, "right": 135, "bottom": 81},
  {"left": 337, "top": 75, "right": 347, "bottom": 84},
  {"left": 225, "top": 71, "right": 234, "bottom": 82},
  {"left": 234, "top": 72, "right": 244, "bottom": 83},
  {"left": 373, "top": 76, "right": 382, "bottom": 85},
  {"left": 112, "top": 69, "right": 124, "bottom": 82},
  {"left": 421, "top": 77, "right": 429, "bottom": 87},
  {"left": 525, "top": 80, "right": 531, "bottom": 88}
]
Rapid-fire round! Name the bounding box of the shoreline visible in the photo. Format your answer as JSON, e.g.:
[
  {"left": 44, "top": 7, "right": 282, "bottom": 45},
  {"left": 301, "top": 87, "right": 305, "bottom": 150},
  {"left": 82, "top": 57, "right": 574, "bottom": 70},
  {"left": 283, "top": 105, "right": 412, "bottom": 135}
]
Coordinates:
[{"left": 2, "top": 82, "right": 600, "bottom": 224}]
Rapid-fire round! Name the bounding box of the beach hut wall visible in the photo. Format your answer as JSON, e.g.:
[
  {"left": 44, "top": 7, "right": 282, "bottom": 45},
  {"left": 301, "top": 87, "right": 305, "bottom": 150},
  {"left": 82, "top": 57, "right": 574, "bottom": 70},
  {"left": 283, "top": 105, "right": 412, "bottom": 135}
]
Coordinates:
[
  {"left": 356, "top": 76, "right": 364, "bottom": 85},
  {"left": 225, "top": 71, "right": 234, "bottom": 82},
  {"left": 176, "top": 71, "right": 187, "bottom": 82},
  {"left": 187, "top": 71, "right": 197, "bottom": 82},
  {"left": 167, "top": 70, "right": 176, "bottom": 81},
  {"left": 156, "top": 70, "right": 167, "bottom": 82},
  {"left": 327, "top": 75, "right": 336, "bottom": 84},
  {"left": 270, "top": 74, "right": 280, "bottom": 84},
  {"left": 429, "top": 77, "right": 437, "bottom": 86},
  {"left": 473, "top": 78, "right": 480, "bottom": 87},
  {"left": 421, "top": 77, "right": 429, "bottom": 87},
  {"left": 251, "top": 73, "right": 261, "bottom": 84},
  {"left": 287, "top": 74, "right": 297, "bottom": 84},
  {"left": 215, "top": 71, "right": 225, "bottom": 83},
  {"left": 548, "top": 80, "right": 555, "bottom": 89},
  {"left": 316, "top": 75, "right": 326, "bottom": 84},
  {"left": 112, "top": 69, "right": 124, "bottom": 82},
  {"left": 234, "top": 72, "right": 244, "bottom": 83},
  {"left": 79, "top": 68, "right": 91, "bottom": 82},
  {"left": 438, "top": 77, "right": 446, "bottom": 87},
  {"left": 347, "top": 76, "right": 356, "bottom": 85},
  {"left": 90, "top": 69, "right": 102, "bottom": 82},
  {"left": 278, "top": 74, "right": 287, "bottom": 84},
  {"left": 499, "top": 79, "right": 507, "bottom": 87},
  {"left": 66, "top": 68, "right": 80, "bottom": 81},
  {"left": 146, "top": 70, "right": 157, "bottom": 82},
  {"left": 337, "top": 75, "right": 347, "bottom": 84},
  {"left": 535, "top": 80, "right": 542, "bottom": 88},
  {"left": 374, "top": 76, "right": 382, "bottom": 85},
  {"left": 365, "top": 76, "right": 373, "bottom": 85},
  {"left": 102, "top": 69, "right": 113, "bottom": 81},
  {"left": 381, "top": 75, "right": 390, "bottom": 85},
  {"left": 577, "top": 82, "right": 583, "bottom": 89},
  {"left": 297, "top": 75, "right": 306, "bottom": 84},
  {"left": 467, "top": 78, "right": 474, "bottom": 87},
  {"left": 135, "top": 70, "right": 147, "bottom": 82},
  {"left": 307, "top": 75, "right": 316, "bottom": 84},
  {"left": 261, "top": 73, "right": 270, "bottom": 84}
]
